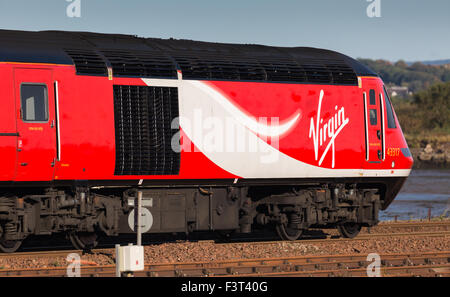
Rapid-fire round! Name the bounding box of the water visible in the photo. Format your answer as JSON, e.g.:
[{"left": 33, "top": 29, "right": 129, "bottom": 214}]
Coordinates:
[{"left": 380, "top": 169, "right": 450, "bottom": 221}]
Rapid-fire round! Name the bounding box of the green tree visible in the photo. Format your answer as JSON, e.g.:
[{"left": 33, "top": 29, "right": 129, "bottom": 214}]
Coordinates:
[
  {"left": 357, "top": 59, "right": 450, "bottom": 93},
  {"left": 414, "top": 82, "right": 450, "bottom": 130}
]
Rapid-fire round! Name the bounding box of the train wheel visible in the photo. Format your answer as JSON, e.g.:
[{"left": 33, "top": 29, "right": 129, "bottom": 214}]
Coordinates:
[
  {"left": 0, "top": 239, "right": 22, "bottom": 253},
  {"left": 69, "top": 232, "right": 99, "bottom": 250},
  {"left": 275, "top": 223, "right": 303, "bottom": 241},
  {"left": 337, "top": 223, "right": 362, "bottom": 238}
]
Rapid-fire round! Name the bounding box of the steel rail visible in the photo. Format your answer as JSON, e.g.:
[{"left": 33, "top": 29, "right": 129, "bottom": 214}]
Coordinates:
[
  {"left": 1, "top": 229, "right": 449, "bottom": 259},
  {"left": 0, "top": 251, "right": 448, "bottom": 277}
]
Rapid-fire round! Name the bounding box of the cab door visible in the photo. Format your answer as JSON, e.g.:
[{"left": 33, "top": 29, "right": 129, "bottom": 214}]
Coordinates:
[
  {"left": 364, "top": 88, "right": 383, "bottom": 163},
  {"left": 14, "top": 68, "right": 56, "bottom": 181}
]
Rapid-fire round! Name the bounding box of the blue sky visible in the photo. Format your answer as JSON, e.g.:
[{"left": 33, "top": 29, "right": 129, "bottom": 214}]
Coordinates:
[{"left": 0, "top": 0, "right": 448, "bottom": 61}]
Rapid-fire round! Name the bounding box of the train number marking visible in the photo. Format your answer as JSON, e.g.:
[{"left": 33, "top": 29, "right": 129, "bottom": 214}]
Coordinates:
[{"left": 386, "top": 148, "right": 400, "bottom": 157}]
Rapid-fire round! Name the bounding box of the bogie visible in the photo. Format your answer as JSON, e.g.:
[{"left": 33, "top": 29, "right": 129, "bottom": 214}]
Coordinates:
[{"left": 0, "top": 184, "right": 380, "bottom": 251}]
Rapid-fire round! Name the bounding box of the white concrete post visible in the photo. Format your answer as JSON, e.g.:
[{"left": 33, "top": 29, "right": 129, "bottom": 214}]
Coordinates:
[{"left": 137, "top": 191, "right": 142, "bottom": 246}]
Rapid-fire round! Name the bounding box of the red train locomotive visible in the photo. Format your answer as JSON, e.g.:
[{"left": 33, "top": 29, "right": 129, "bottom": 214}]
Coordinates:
[{"left": 0, "top": 30, "right": 413, "bottom": 252}]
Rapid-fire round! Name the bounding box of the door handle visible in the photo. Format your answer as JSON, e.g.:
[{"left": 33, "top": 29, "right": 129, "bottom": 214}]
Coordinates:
[
  {"left": 21, "top": 162, "right": 28, "bottom": 166},
  {"left": 377, "top": 130, "right": 381, "bottom": 140},
  {"left": 377, "top": 150, "right": 382, "bottom": 160}
]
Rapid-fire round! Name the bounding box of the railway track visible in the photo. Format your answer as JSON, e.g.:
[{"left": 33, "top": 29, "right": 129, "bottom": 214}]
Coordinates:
[
  {"left": 374, "top": 220, "right": 450, "bottom": 228},
  {"left": 0, "top": 251, "right": 448, "bottom": 277},
  {"left": 0, "top": 221, "right": 449, "bottom": 260},
  {"left": 227, "top": 230, "right": 450, "bottom": 246},
  {"left": 1, "top": 231, "right": 449, "bottom": 260},
  {"left": 374, "top": 221, "right": 450, "bottom": 229},
  {"left": 221, "top": 220, "right": 450, "bottom": 243}
]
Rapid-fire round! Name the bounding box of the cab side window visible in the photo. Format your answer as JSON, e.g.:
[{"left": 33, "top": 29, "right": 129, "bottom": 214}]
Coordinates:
[
  {"left": 369, "top": 109, "right": 377, "bottom": 125},
  {"left": 369, "top": 89, "right": 376, "bottom": 105},
  {"left": 383, "top": 86, "right": 397, "bottom": 129},
  {"left": 21, "top": 84, "right": 48, "bottom": 122}
]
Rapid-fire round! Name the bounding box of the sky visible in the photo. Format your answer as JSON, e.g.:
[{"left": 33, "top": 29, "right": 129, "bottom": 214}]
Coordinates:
[{"left": 0, "top": 0, "right": 448, "bottom": 62}]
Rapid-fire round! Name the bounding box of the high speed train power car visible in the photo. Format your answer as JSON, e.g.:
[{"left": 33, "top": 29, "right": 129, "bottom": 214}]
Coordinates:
[{"left": 0, "top": 30, "right": 413, "bottom": 252}]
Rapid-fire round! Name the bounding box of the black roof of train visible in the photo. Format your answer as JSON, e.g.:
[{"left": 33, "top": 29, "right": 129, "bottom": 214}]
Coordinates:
[{"left": 0, "top": 29, "right": 378, "bottom": 85}]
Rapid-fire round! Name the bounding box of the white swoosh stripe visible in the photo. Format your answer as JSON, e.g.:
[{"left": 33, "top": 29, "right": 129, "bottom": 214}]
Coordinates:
[
  {"left": 141, "top": 78, "right": 411, "bottom": 179},
  {"left": 190, "top": 81, "right": 301, "bottom": 137}
]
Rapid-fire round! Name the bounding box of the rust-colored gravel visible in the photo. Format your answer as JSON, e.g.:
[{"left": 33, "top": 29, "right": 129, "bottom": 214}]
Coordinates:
[{"left": 0, "top": 221, "right": 449, "bottom": 270}]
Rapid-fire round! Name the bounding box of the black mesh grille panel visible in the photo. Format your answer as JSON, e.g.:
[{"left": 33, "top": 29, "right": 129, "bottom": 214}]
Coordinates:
[
  {"left": 325, "top": 61, "right": 358, "bottom": 85},
  {"left": 171, "top": 54, "right": 356, "bottom": 85},
  {"left": 301, "top": 61, "right": 332, "bottom": 84},
  {"left": 258, "top": 57, "right": 306, "bottom": 82},
  {"left": 172, "top": 54, "right": 266, "bottom": 81},
  {"left": 63, "top": 39, "right": 358, "bottom": 85},
  {"left": 102, "top": 50, "right": 177, "bottom": 78},
  {"left": 64, "top": 49, "right": 108, "bottom": 76},
  {"left": 113, "top": 85, "right": 180, "bottom": 175},
  {"left": 171, "top": 55, "right": 211, "bottom": 79}
]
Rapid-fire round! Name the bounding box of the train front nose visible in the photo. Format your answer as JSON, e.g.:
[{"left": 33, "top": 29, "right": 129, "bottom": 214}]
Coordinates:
[{"left": 400, "top": 147, "right": 414, "bottom": 169}]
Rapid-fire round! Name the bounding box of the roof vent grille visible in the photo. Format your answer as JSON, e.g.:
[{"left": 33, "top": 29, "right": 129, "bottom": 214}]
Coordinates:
[
  {"left": 64, "top": 49, "right": 108, "bottom": 76},
  {"left": 258, "top": 58, "right": 306, "bottom": 82},
  {"left": 101, "top": 50, "right": 177, "bottom": 78}
]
